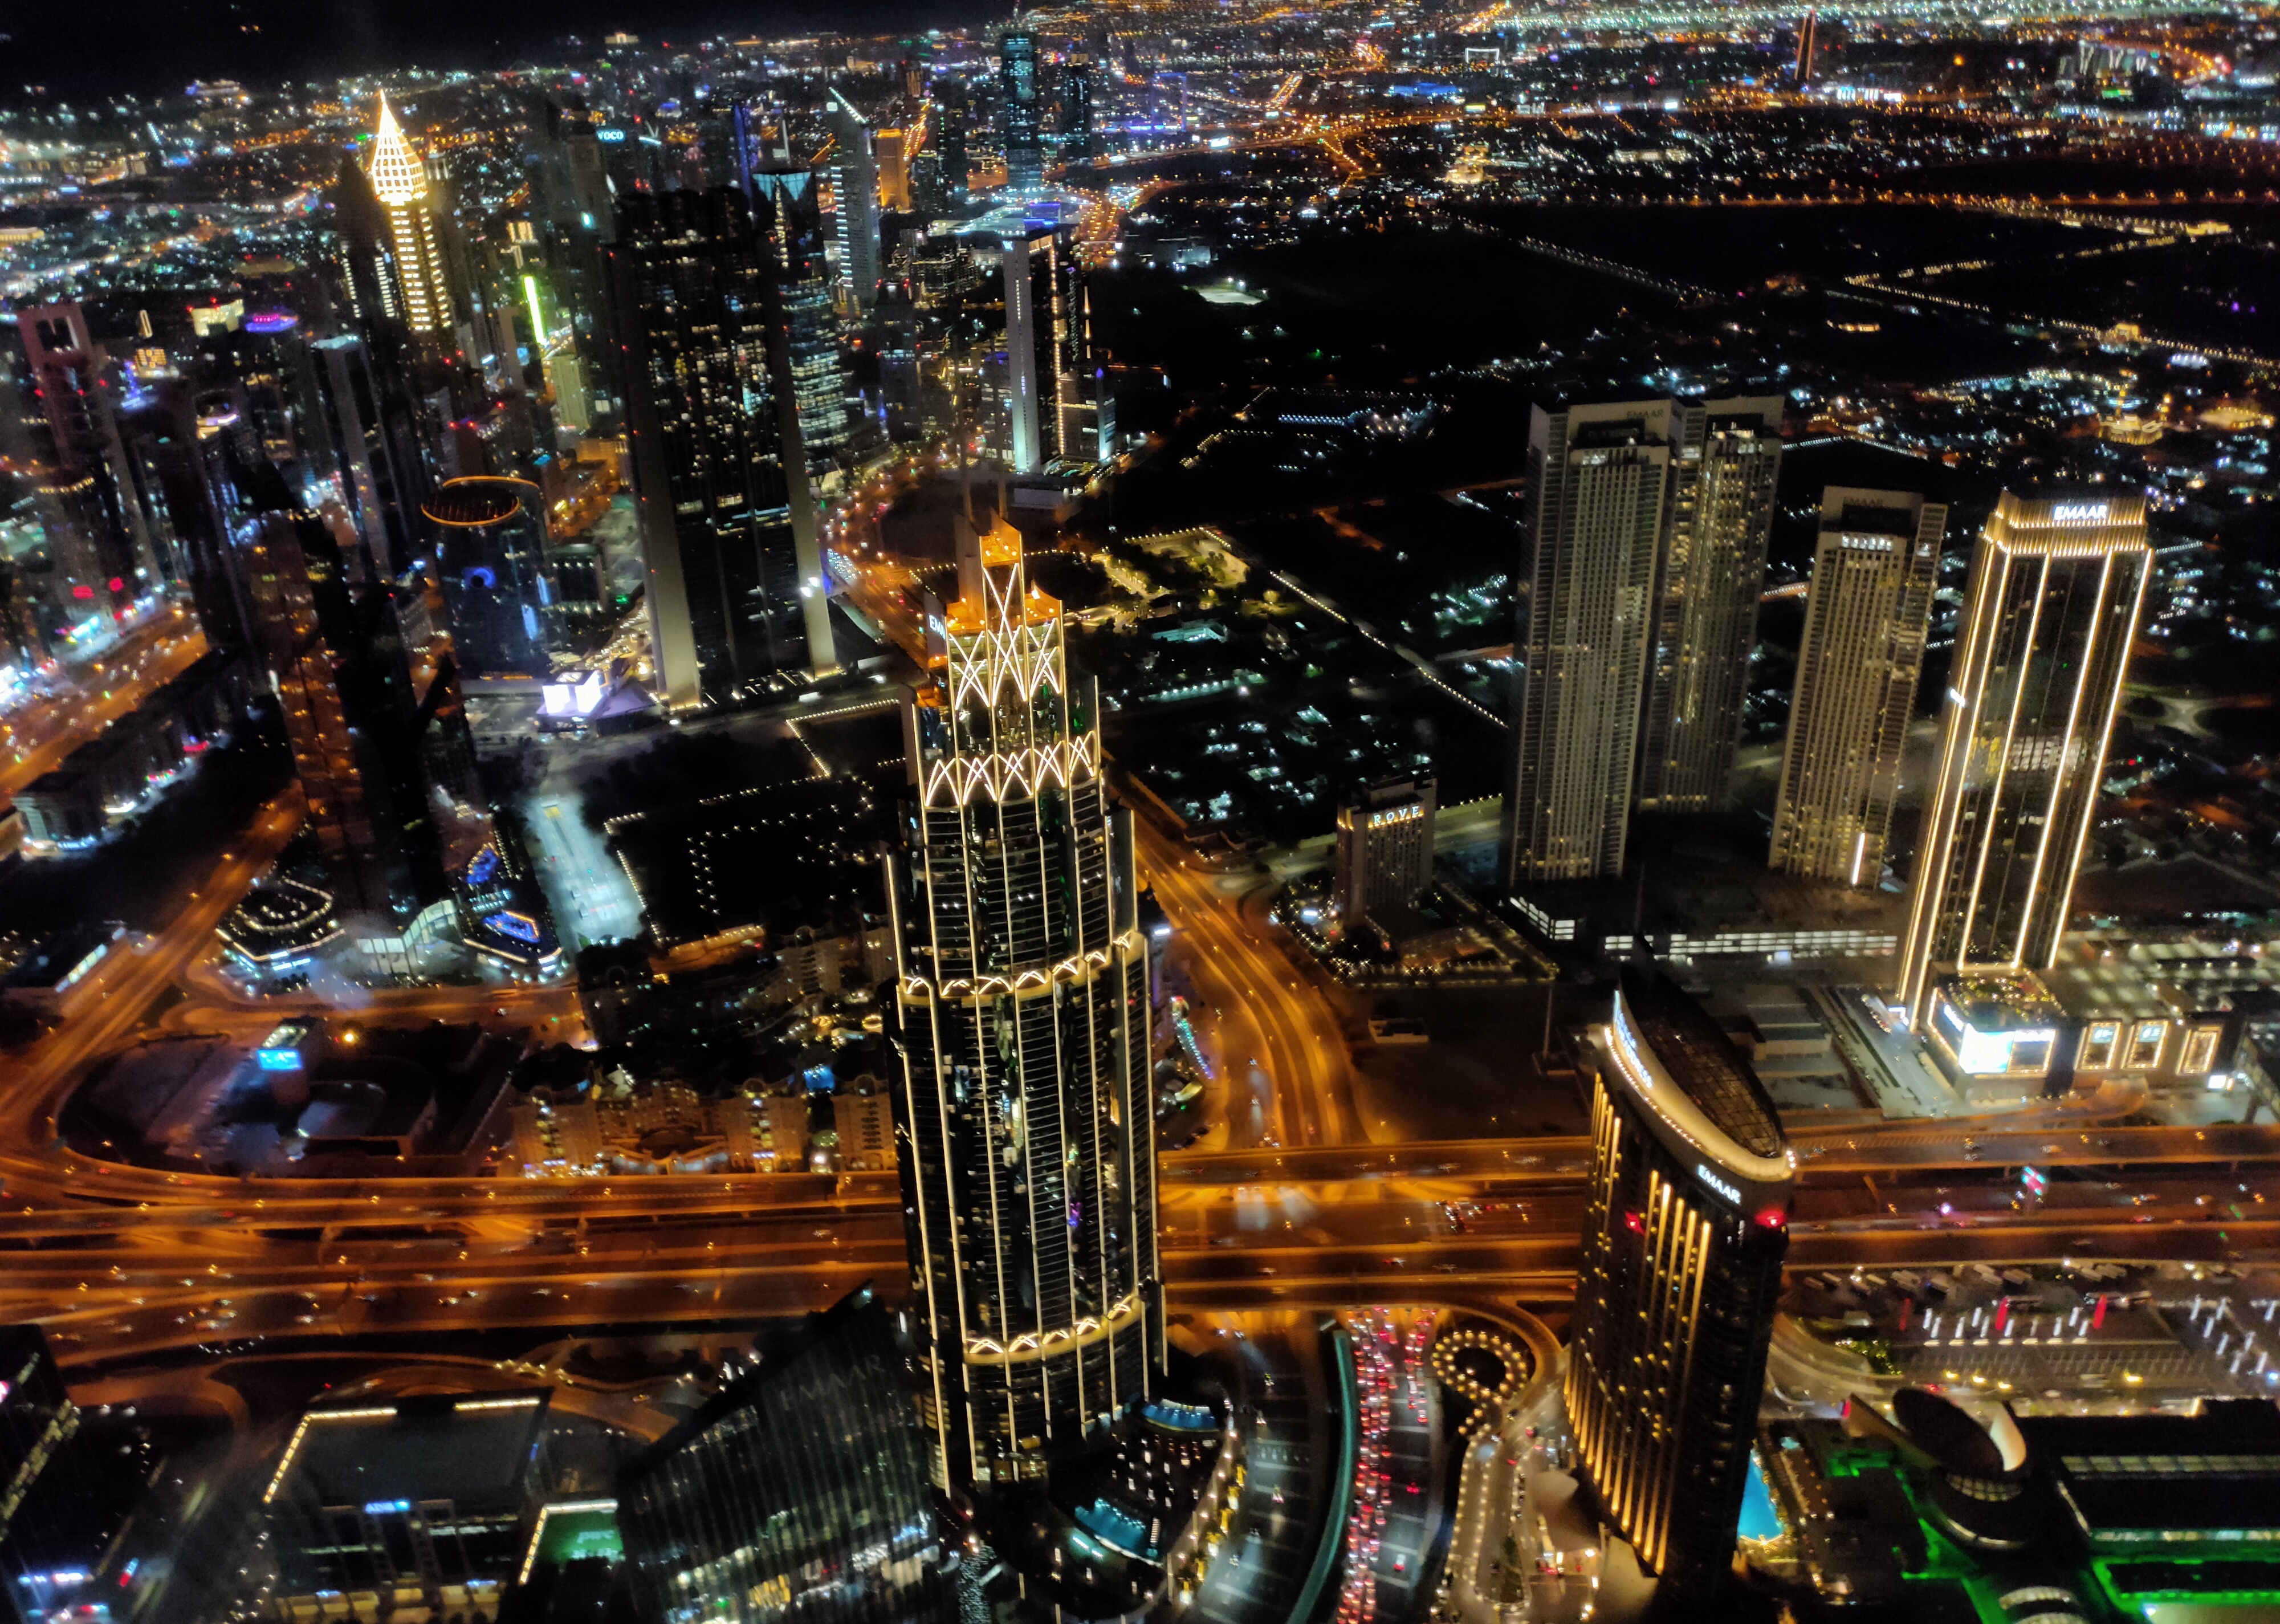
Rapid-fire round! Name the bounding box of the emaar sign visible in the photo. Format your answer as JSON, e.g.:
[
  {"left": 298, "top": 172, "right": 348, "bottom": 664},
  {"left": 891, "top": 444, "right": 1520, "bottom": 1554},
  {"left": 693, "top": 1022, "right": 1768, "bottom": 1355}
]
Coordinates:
[{"left": 2050, "top": 503, "right": 2110, "bottom": 523}]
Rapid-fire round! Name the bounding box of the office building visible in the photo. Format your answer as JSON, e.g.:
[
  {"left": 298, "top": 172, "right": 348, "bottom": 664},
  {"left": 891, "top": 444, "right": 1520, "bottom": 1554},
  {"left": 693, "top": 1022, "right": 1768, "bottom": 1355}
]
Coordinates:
[
  {"left": 1635, "top": 397, "right": 1785, "bottom": 812},
  {"left": 1, "top": 1326, "right": 148, "bottom": 1624},
  {"left": 935, "top": 87, "right": 971, "bottom": 207},
  {"left": 614, "top": 1288, "right": 949, "bottom": 1624},
  {"left": 826, "top": 92, "right": 882, "bottom": 312},
  {"left": 884, "top": 510, "right": 1162, "bottom": 1490},
  {"left": 1570, "top": 964, "right": 1793, "bottom": 1603},
  {"left": 1770, "top": 488, "right": 1943, "bottom": 885},
  {"left": 10, "top": 303, "right": 164, "bottom": 612},
  {"left": 1061, "top": 60, "right": 1096, "bottom": 163},
  {"left": 262, "top": 1390, "right": 552, "bottom": 1619},
  {"left": 367, "top": 97, "right": 455, "bottom": 339},
  {"left": 424, "top": 477, "right": 551, "bottom": 678},
  {"left": 1000, "top": 32, "right": 1045, "bottom": 196},
  {"left": 1334, "top": 777, "right": 1436, "bottom": 934},
  {"left": 1894, "top": 492, "right": 2151, "bottom": 1027},
  {"left": 1500, "top": 400, "right": 1673, "bottom": 890},
  {"left": 607, "top": 189, "right": 834, "bottom": 709},
  {"left": 748, "top": 162, "right": 856, "bottom": 481},
  {"left": 308, "top": 333, "right": 431, "bottom": 578}
]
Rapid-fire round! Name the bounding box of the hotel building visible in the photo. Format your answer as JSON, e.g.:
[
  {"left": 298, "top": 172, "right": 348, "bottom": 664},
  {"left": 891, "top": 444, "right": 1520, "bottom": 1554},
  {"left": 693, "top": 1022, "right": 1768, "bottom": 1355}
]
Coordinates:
[
  {"left": 883, "top": 508, "right": 1162, "bottom": 1490},
  {"left": 1570, "top": 964, "right": 1794, "bottom": 1602},
  {"left": 1894, "top": 492, "right": 2150, "bottom": 1028}
]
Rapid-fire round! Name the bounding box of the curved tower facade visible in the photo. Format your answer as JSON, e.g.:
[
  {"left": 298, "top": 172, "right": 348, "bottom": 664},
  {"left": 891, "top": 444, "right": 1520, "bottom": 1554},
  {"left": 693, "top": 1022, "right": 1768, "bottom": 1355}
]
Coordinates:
[
  {"left": 885, "top": 511, "right": 1162, "bottom": 1491},
  {"left": 1569, "top": 964, "right": 1794, "bottom": 1602}
]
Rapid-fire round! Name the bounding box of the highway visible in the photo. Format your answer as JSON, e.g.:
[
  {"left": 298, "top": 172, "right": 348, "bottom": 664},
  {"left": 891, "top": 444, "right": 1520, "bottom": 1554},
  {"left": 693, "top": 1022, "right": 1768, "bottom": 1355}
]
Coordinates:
[
  {"left": 1123, "top": 784, "right": 1363, "bottom": 1149},
  {"left": 1, "top": 606, "right": 206, "bottom": 803}
]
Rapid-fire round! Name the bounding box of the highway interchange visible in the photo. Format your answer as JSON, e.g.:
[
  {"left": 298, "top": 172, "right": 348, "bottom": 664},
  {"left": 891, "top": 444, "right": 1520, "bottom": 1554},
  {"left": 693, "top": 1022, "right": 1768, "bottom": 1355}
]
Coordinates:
[{"left": 6, "top": 776, "right": 2280, "bottom": 1370}]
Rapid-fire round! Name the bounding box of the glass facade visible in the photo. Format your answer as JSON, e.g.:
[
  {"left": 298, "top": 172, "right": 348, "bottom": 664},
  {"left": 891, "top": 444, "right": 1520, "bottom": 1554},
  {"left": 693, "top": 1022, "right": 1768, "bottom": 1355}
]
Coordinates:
[
  {"left": 885, "top": 513, "right": 1162, "bottom": 1489},
  {"left": 614, "top": 1289, "right": 950, "bottom": 1624},
  {"left": 607, "top": 189, "right": 830, "bottom": 709}
]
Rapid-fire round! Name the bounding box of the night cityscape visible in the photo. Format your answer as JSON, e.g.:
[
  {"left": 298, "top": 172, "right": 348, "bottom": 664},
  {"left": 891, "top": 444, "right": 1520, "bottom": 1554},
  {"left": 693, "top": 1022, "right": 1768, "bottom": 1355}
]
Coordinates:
[{"left": 2, "top": 2, "right": 2279, "bottom": 1622}]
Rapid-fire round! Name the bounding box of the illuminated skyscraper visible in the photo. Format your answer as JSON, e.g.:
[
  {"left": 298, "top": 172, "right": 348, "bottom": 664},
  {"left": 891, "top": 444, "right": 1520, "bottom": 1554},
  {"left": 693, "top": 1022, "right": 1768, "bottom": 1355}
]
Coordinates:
[
  {"left": 826, "top": 92, "right": 882, "bottom": 312},
  {"left": 607, "top": 188, "right": 834, "bottom": 707},
  {"left": 884, "top": 509, "right": 1162, "bottom": 1490},
  {"left": 999, "top": 32, "right": 1044, "bottom": 196},
  {"left": 1570, "top": 964, "right": 1793, "bottom": 1603},
  {"left": 367, "top": 97, "right": 454, "bottom": 339},
  {"left": 1500, "top": 400, "right": 1672, "bottom": 889},
  {"left": 1770, "top": 487, "right": 1943, "bottom": 885},
  {"left": 1894, "top": 492, "right": 2149, "bottom": 1026},
  {"left": 748, "top": 161, "right": 856, "bottom": 482},
  {"left": 1635, "top": 396, "right": 1784, "bottom": 812}
]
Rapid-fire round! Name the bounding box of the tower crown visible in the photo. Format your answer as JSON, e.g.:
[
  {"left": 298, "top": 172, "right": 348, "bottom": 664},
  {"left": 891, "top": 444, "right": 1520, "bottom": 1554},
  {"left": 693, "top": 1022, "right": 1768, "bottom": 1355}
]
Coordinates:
[{"left": 368, "top": 96, "right": 427, "bottom": 205}]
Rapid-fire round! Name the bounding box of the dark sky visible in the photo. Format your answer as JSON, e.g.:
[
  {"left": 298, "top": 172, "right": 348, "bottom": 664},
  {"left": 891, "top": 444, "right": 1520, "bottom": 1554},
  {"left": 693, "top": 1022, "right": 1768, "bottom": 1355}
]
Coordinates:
[{"left": 11, "top": 0, "right": 998, "bottom": 99}]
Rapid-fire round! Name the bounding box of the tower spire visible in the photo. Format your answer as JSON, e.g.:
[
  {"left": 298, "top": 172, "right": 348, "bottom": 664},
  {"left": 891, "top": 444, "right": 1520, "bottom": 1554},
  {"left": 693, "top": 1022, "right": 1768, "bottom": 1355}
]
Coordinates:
[{"left": 368, "top": 93, "right": 427, "bottom": 205}]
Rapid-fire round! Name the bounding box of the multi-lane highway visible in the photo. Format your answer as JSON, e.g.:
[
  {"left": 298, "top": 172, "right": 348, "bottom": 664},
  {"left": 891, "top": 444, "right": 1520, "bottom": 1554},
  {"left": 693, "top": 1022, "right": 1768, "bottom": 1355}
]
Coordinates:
[{"left": 1, "top": 606, "right": 206, "bottom": 803}]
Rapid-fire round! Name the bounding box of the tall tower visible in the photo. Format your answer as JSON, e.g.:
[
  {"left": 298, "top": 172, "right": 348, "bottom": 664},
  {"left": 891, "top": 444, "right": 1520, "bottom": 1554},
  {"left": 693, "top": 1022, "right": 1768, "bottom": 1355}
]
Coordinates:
[
  {"left": 606, "top": 189, "right": 834, "bottom": 709},
  {"left": 1770, "top": 487, "right": 1943, "bottom": 885},
  {"left": 999, "top": 32, "right": 1045, "bottom": 196},
  {"left": 749, "top": 162, "right": 856, "bottom": 482},
  {"left": 826, "top": 92, "right": 882, "bottom": 312},
  {"left": 1499, "top": 400, "right": 1673, "bottom": 891},
  {"left": 1895, "top": 492, "right": 2149, "bottom": 1025},
  {"left": 1635, "top": 397, "right": 1785, "bottom": 812},
  {"left": 1570, "top": 964, "right": 1793, "bottom": 1603},
  {"left": 884, "top": 508, "right": 1162, "bottom": 1491},
  {"left": 367, "top": 97, "right": 454, "bottom": 339}
]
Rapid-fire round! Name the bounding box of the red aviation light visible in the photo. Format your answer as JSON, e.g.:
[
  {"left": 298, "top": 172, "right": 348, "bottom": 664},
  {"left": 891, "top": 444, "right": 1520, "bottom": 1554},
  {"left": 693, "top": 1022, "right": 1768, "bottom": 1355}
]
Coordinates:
[
  {"left": 1623, "top": 1210, "right": 1644, "bottom": 1235},
  {"left": 1756, "top": 1207, "right": 1787, "bottom": 1230}
]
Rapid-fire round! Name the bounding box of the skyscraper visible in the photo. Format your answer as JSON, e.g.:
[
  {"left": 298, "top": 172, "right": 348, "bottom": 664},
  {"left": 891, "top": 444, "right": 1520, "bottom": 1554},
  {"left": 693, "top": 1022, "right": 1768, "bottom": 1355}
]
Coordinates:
[
  {"left": 607, "top": 188, "right": 834, "bottom": 708},
  {"left": 999, "top": 32, "right": 1044, "bottom": 196},
  {"left": 242, "top": 507, "right": 414, "bottom": 916},
  {"left": 1635, "top": 396, "right": 1785, "bottom": 812},
  {"left": 1894, "top": 492, "right": 2149, "bottom": 1026},
  {"left": 10, "top": 303, "right": 165, "bottom": 614},
  {"left": 367, "top": 97, "right": 455, "bottom": 340},
  {"left": 883, "top": 508, "right": 1162, "bottom": 1491},
  {"left": 1499, "top": 400, "right": 1672, "bottom": 890},
  {"left": 308, "top": 331, "right": 430, "bottom": 579},
  {"left": 1570, "top": 964, "right": 1793, "bottom": 1603},
  {"left": 1061, "top": 59, "right": 1096, "bottom": 164},
  {"left": 748, "top": 161, "right": 857, "bottom": 482},
  {"left": 1770, "top": 487, "right": 1943, "bottom": 885},
  {"left": 614, "top": 1288, "right": 950, "bottom": 1624},
  {"left": 826, "top": 92, "right": 882, "bottom": 312}
]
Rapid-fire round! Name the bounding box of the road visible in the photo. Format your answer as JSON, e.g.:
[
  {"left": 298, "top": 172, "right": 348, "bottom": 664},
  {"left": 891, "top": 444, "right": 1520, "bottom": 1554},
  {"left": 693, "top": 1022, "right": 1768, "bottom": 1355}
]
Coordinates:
[
  {"left": 16, "top": 1150, "right": 2280, "bottom": 1366},
  {"left": 1, "top": 606, "right": 206, "bottom": 804},
  {"left": 1124, "top": 787, "right": 1363, "bottom": 1149}
]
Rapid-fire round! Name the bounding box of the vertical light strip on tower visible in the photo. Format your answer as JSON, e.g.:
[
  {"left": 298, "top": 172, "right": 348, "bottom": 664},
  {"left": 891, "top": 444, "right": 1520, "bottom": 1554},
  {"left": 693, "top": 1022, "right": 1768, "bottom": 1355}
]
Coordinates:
[{"left": 886, "top": 513, "right": 1161, "bottom": 1489}]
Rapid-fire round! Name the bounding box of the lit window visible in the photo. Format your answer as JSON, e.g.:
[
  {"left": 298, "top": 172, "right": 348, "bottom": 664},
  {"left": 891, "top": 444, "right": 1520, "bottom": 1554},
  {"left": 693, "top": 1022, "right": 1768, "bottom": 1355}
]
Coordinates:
[
  {"left": 2126, "top": 1020, "right": 2167, "bottom": 1071},
  {"left": 2079, "top": 1024, "right": 2119, "bottom": 1070},
  {"left": 2180, "top": 1025, "right": 2222, "bottom": 1076}
]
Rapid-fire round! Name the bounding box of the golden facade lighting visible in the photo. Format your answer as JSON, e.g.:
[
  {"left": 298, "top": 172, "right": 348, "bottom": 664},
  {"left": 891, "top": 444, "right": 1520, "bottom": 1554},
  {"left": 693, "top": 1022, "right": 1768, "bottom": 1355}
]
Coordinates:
[{"left": 1894, "top": 492, "right": 2151, "bottom": 1028}]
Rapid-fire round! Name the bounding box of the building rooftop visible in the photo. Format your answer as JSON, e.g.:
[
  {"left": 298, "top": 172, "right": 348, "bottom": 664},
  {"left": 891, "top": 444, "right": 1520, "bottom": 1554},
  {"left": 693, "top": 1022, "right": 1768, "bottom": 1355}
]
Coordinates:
[
  {"left": 2020, "top": 1401, "right": 2280, "bottom": 1540},
  {"left": 272, "top": 1391, "right": 551, "bottom": 1508},
  {"left": 1618, "top": 963, "right": 1785, "bottom": 1162}
]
